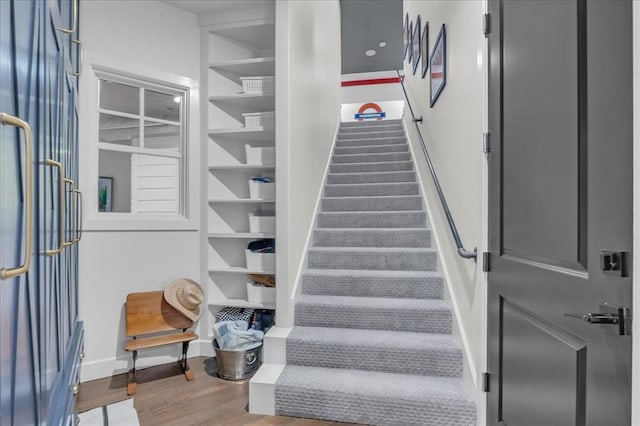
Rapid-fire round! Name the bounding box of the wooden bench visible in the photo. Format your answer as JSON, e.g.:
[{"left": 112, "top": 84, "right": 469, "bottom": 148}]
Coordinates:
[{"left": 125, "top": 291, "right": 198, "bottom": 395}]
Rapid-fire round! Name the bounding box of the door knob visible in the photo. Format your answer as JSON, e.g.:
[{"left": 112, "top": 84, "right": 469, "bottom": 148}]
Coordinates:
[{"left": 565, "top": 312, "right": 619, "bottom": 324}]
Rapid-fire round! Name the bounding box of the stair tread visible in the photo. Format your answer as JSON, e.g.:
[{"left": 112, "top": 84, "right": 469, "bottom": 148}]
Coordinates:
[
  {"left": 324, "top": 182, "right": 417, "bottom": 188},
  {"left": 303, "top": 268, "right": 441, "bottom": 278},
  {"left": 288, "top": 326, "right": 459, "bottom": 351},
  {"left": 277, "top": 365, "right": 474, "bottom": 403},
  {"left": 322, "top": 194, "right": 420, "bottom": 200},
  {"left": 308, "top": 246, "right": 436, "bottom": 253},
  {"left": 335, "top": 142, "right": 408, "bottom": 149},
  {"left": 330, "top": 160, "right": 413, "bottom": 167},
  {"left": 328, "top": 170, "right": 414, "bottom": 177},
  {"left": 319, "top": 210, "right": 426, "bottom": 215},
  {"left": 297, "top": 294, "right": 450, "bottom": 311}
]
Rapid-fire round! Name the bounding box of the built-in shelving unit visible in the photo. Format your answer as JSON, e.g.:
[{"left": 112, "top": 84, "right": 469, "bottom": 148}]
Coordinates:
[{"left": 204, "top": 9, "right": 276, "bottom": 311}]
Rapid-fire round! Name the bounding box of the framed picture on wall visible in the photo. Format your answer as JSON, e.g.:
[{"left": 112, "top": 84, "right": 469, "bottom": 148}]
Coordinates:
[
  {"left": 408, "top": 20, "right": 414, "bottom": 64},
  {"left": 421, "top": 21, "right": 429, "bottom": 78},
  {"left": 98, "top": 176, "right": 113, "bottom": 212},
  {"left": 403, "top": 13, "right": 410, "bottom": 60},
  {"left": 412, "top": 16, "right": 421, "bottom": 75},
  {"left": 429, "top": 24, "right": 446, "bottom": 107}
]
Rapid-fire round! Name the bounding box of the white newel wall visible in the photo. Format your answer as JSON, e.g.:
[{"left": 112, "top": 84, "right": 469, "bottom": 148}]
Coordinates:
[
  {"left": 276, "top": 0, "right": 342, "bottom": 326},
  {"left": 403, "top": 0, "right": 487, "bottom": 420},
  {"left": 78, "top": 0, "right": 201, "bottom": 381}
]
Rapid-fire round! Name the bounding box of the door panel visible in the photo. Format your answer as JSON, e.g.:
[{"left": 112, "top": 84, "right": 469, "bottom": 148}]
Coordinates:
[
  {"left": 502, "top": 1, "right": 583, "bottom": 267},
  {"left": 487, "top": 1, "right": 633, "bottom": 425}
]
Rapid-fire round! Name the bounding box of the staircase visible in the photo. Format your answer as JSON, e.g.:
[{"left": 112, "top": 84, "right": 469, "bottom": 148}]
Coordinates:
[{"left": 258, "top": 119, "right": 476, "bottom": 425}]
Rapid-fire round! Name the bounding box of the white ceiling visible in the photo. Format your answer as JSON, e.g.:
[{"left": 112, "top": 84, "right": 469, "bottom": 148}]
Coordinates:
[
  {"left": 164, "top": 0, "right": 269, "bottom": 16},
  {"left": 164, "top": 0, "right": 403, "bottom": 75}
]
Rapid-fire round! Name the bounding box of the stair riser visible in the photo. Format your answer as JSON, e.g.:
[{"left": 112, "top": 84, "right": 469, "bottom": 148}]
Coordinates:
[
  {"left": 325, "top": 183, "right": 419, "bottom": 197},
  {"left": 339, "top": 125, "right": 403, "bottom": 134},
  {"left": 286, "top": 341, "right": 462, "bottom": 377},
  {"left": 327, "top": 171, "right": 416, "bottom": 184},
  {"left": 312, "top": 229, "right": 430, "bottom": 247},
  {"left": 275, "top": 389, "right": 475, "bottom": 426},
  {"left": 294, "top": 304, "right": 451, "bottom": 334},
  {"left": 340, "top": 119, "right": 402, "bottom": 128},
  {"left": 334, "top": 144, "right": 408, "bottom": 155},
  {"left": 330, "top": 161, "right": 413, "bottom": 173},
  {"left": 332, "top": 152, "right": 411, "bottom": 164},
  {"left": 338, "top": 130, "right": 405, "bottom": 140},
  {"left": 321, "top": 196, "right": 422, "bottom": 212},
  {"left": 317, "top": 212, "right": 426, "bottom": 228},
  {"left": 307, "top": 250, "right": 437, "bottom": 271},
  {"left": 336, "top": 137, "right": 407, "bottom": 147},
  {"left": 301, "top": 273, "right": 443, "bottom": 299}
]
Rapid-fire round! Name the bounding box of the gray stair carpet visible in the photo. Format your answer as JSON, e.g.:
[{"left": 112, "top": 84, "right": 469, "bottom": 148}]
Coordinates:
[{"left": 274, "top": 120, "right": 476, "bottom": 425}]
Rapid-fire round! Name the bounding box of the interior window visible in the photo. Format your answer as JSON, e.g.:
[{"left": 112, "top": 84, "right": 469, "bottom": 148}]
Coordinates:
[{"left": 96, "top": 72, "right": 186, "bottom": 215}]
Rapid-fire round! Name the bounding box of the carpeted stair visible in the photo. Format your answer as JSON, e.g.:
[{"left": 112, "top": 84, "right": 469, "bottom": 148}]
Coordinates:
[{"left": 274, "top": 119, "right": 477, "bottom": 425}]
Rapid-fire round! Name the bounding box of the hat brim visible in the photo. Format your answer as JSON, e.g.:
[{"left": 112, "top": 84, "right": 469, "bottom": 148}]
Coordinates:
[{"left": 164, "top": 278, "right": 203, "bottom": 321}]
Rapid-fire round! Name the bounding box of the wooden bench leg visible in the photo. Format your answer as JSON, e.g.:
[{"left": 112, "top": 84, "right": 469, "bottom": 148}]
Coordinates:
[
  {"left": 127, "top": 350, "right": 138, "bottom": 395},
  {"left": 180, "top": 342, "right": 194, "bottom": 381}
]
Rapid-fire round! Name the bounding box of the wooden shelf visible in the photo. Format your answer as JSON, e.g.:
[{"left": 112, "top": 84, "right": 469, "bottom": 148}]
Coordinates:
[
  {"left": 207, "top": 266, "right": 276, "bottom": 274},
  {"left": 208, "top": 198, "right": 275, "bottom": 204},
  {"left": 208, "top": 127, "right": 275, "bottom": 142},
  {"left": 208, "top": 298, "right": 275, "bottom": 310},
  {"left": 209, "top": 21, "right": 275, "bottom": 51},
  {"left": 208, "top": 164, "right": 275, "bottom": 171},
  {"left": 208, "top": 233, "right": 275, "bottom": 239},
  {"left": 209, "top": 57, "right": 275, "bottom": 76},
  {"left": 208, "top": 93, "right": 274, "bottom": 111}
]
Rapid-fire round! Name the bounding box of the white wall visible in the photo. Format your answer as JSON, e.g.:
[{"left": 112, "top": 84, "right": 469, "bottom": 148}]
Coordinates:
[
  {"left": 403, "top": 0, "right": 487, "bottom": 414},
  {"left": 78, "top": 0, "right": 201, "bottom": 381},
  {"left": 632, "top": 4, "right": 639, "bottom": 425},
  {"left": 275, "top": 0, "right": 342, "bottom": 326}
]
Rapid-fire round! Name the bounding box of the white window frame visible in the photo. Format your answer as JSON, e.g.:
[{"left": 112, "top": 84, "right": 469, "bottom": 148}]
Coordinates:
[{"left": 82, "top": 63, "right": 200, "bottom": 231}]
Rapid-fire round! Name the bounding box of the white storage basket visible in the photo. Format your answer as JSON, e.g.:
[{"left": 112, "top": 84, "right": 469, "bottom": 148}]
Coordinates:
[
  {"left": 248, "top": 213, "right": 275, "bottom": 233},
  {"left": 248, "top": 180, "right": 275, "bottom": 200},
  {"left": 243, "top": 111, "right": 275, "bottom": 130},
  {"left": 245, "top": 144, "right": 275, "bottom": 166},
  {"left": 246, "top": 282, "right": 276, "bottom": 304},
  {"left": 240, "top": 76, "right": 275, "bottom": 94},
  {"left": 245, "top": 249, "right": 276, "bottom": 271}
]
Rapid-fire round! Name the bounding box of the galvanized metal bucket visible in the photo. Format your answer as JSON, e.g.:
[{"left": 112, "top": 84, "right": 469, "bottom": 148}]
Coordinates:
[{"left": 213, "top": 341, "right": 262, "bottom": 380}]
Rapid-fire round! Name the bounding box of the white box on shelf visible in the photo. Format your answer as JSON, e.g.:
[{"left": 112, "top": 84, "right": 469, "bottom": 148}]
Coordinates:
[
  {"left": 248, "top": 180, "right": 275, "bottom": 200},
  {"left": 245, "top": 249, "right": 276, "bottom": 271},
  {"left": 246, "top": 282, "right": 276, "bottom": 305},
  {"left": 245, "top": 144, "right": 275, "bottom": 165},
  {"left": 249, "top": 213, "right": 275, "bottom": 233},
  {"left": 243, "top": 111, "right": 275, "bottom": 130},
  {"left": 240, "top": 76, "right": 275, "bottom": 95}
]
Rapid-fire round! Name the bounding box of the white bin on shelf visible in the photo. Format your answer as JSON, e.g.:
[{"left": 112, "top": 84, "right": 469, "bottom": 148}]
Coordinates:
[
  {"left": 243, "top": 111, "right": 275, "bottom": 130},
  {"left": 248, "top": 180, "right": 275, "bottom": 200},
  {"left": 245, "top": 249, "right": 276, "bottom": 271},
  {"left": 245, "top": 144, "right": 275, "bottom": 166},
  {"left": 246, "top": 282, "right": 276, "bottom": 305},
  {"left": 249, "top": 213, "right": 275, "bottom": 233},
  {"left": 240, "top": 76, "right": 275, "bottom": 95}
]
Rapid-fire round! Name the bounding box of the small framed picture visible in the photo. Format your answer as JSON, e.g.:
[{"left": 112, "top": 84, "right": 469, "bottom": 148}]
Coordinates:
[
  {"left": 98, "top": 176, "right": 113, "bottom": 212},
  {"left": 408, "top": 20, "right": 414, "bottom": 64},
  {"left": 429, "top": 24, "right": 447, "bottom": 107},
  {"left": 412, "top": 16, "right": 421, "bottom": 75},
  {"left": 403, "top": 13, "right": 410, "bottom": 60},
  {"left": 421, "top": 21, "right": 429, "bottom": 78}
]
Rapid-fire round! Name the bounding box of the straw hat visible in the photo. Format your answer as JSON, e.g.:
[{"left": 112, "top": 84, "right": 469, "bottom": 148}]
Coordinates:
[{"left": 164, "top": 278, "right": 204, "bottom": 321}]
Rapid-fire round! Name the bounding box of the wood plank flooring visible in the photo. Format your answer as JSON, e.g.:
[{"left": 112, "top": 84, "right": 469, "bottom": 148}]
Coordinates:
[{"left": 76, "top": 357, "right": 358, "bottom": 426}]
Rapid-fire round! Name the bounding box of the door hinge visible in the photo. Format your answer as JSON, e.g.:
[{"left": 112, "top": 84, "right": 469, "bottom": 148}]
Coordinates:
[
  {"left": 483, "top": 13, "right": 491, "bottom": 37},
  {"left": 482, "top": 252, "right": 490, "bottom": 272},
  {"left": 482, "top": 372, "right": 490, "bottom": 392},
  {"left": 483, "top": 132, "right": 491, "bottom": 153}
]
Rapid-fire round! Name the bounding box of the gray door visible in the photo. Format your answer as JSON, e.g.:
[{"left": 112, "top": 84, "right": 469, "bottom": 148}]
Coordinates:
[{"left": 487, "top": 1, "right": 633, "bottom": 425}]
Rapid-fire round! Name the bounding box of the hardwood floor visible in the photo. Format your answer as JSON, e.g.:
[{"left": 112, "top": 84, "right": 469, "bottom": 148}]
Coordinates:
[{"left": 76, "top": 357, "right": 359, "bottom": 426}]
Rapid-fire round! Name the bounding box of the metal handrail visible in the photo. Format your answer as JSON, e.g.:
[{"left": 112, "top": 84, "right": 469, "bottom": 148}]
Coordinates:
[{"left": 396, "top": 70, "right": 477, "bottom": 261}]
